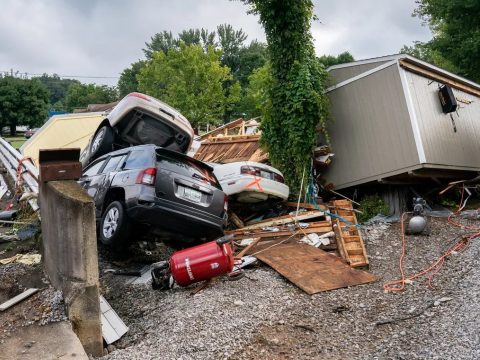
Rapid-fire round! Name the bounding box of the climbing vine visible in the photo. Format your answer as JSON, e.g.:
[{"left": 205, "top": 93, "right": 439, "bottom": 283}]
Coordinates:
[{"left": 243, "top": 0, "right": 330, "bottom": 194}]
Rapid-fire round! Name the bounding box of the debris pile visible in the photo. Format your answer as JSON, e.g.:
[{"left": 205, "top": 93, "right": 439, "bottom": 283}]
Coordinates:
[{"left": 223, "top": 199, "right": 375, "bottom": 294}]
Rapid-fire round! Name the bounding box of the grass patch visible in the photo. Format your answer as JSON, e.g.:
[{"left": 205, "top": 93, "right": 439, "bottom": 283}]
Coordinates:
[{"left": 4, "top": 136, "right": 26, "bottom": 149}]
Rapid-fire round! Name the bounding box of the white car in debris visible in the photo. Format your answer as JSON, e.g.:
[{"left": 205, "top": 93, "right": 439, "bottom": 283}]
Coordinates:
[
  {"left": 212, "top": 161, "right": 289, "bottom": 203},
  {"left": 81, "top": 92, "right": 194, "bottom": 166}
]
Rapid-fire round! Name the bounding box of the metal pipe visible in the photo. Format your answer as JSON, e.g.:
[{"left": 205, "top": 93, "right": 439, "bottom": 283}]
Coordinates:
[{"left": 0, "top": 137, "right": 39, "bottom": 179}]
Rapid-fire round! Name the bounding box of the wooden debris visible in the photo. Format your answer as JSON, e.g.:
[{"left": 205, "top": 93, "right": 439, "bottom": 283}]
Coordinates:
[
  {"left": 194, "top": 135, "right": 267, "bottom": 164},
  {"left": 0, "top": 288, "right": 39, "bottom": 311},
  {"left": 330, "top": 200, "right": 369, "bottom": 268},
  {"left": 190, "top": 278, "right": 215, "bottom": 296},
  {"left": 235, "top": 237, "right": 261, "bottom": 258},
  {"left": 285, "top": 202, "right": 328, "bottom": 211},
  {"left": 243, "top": 210, "right": 326, "bottom": 230},
  {"left": 255, "top": 243, "right": 376, "bottom": 294},
  {"left": 228, "top": 211, "right": 244, "bottom": 229},
  {"left": 227, "top": 226, "right": 333, "bottom": 240},
  {"left": 0, "top": 253, "right": 41, "bottom": 265}
]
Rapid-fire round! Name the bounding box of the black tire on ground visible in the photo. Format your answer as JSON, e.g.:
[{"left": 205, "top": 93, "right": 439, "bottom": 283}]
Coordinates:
[
  {"left": 89, "top": 125, "right": 114, "bottom": 162},
  {"left": 99, "top": 201, "right": 131, "bottom": 248}
]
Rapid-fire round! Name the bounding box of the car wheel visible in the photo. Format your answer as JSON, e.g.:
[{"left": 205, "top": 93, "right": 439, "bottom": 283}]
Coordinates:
[
  {"left": 89, "top": 126, "right": 114, "bottom": 162},
  {"left": 99, "top": 201, "right": 130, "bottom": 248}
]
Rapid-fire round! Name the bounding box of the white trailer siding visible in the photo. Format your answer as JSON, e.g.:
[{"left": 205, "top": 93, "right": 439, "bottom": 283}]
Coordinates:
[
  {"left": 325, "top": 63, "right": 419, "bottom": 188},
  {"left": 405, "top": 70, "right": 480, "bottom": 169},
  {"left": 323, "top": 54, "right": 480, "bottom": 189},
  {"left": 329, "top": 60, "right": 390, "bottom": 85}
]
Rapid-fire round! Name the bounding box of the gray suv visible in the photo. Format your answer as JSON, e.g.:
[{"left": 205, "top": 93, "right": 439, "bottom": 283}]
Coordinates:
[{"left": 79, "top": 144, "right": 227, "bottom": 248}]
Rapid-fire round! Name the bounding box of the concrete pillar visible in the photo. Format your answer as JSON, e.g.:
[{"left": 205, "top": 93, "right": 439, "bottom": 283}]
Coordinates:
[{"left": 39, "top": 180, "right": 103, "bottom": 357}]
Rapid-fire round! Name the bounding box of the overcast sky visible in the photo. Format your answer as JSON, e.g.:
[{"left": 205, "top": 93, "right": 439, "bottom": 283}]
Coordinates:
[{"left": 0, "top": 0, "right": 432, "bottom": 86}]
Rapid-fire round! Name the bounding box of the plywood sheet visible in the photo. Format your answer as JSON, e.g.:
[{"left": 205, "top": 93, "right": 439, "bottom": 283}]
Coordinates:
[{"left": 256, "top": 243, "right": 376, "bottom": 294}]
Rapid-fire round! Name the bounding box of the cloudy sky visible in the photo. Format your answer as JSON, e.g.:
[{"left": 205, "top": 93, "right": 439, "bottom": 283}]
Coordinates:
[{"left": 0, "top": 0, "right": 432, "bottom": 86}]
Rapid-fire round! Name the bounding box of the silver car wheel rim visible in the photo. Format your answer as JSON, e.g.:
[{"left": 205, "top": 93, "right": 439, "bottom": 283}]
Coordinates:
[
  {"left": 91, "top": 127, "right": 106, "bottom": 153},
  {"left": 103, "top": 207, "right": 119, "bottom": 239}
]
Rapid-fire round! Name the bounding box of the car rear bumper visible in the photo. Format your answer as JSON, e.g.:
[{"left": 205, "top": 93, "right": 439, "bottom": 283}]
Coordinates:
[{"left": 126, "top": 197, "right": 226, "bottom": 240}]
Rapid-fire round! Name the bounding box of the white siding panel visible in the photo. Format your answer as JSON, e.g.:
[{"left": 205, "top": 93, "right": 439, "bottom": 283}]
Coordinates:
[
  {"left": 329, "top": 61, "right": 389, "bottom": 85},
  {"left": 406, "top": 71, "right": 480, "bottom": 168},
  {"left": 324, "top": 64, "right": 419, "bottom": 188}
]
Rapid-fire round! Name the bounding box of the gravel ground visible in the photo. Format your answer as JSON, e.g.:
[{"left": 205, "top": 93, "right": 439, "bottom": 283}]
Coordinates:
[
  {"left": 0, "top": 261, "right": 68, "bottom": 345},
  {"left": 101, "top": 217, "right": 480, "bottom": 359}
]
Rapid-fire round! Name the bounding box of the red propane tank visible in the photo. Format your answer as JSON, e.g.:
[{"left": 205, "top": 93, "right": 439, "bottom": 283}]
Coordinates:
[{"left": 169, "top": 237, "right": 234, "bottom": 287}]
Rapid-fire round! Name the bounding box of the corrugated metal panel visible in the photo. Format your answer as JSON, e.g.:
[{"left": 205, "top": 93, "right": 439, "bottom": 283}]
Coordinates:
[
  {"left": 329, "top": 61, "right": 389, "bottom": 85},
  {"left": 324, "top": 64, "right": 419, "bottom": 189},
  {"left": 406, "top": 70, "right": 480, "bottom": 168}
]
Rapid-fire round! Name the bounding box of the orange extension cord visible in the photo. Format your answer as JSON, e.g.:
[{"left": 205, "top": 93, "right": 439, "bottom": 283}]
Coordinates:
[{"left": 383, "top": 187, "right": 480, "bottom": 292}]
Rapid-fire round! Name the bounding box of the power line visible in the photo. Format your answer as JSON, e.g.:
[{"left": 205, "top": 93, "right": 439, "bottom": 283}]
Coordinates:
[{"left": 0, "top": 70, "right": 119, "bottom": 80}]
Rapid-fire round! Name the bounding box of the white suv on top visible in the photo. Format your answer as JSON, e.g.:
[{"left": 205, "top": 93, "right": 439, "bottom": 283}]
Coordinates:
[{"left": 81, "top": 92, "right": 194, "bottom": 166}]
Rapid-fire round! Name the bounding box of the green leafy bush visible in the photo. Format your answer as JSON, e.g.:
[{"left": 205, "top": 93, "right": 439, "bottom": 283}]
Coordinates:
[{"left": 357, "top": 194, "right": 390, "bottom": 223}]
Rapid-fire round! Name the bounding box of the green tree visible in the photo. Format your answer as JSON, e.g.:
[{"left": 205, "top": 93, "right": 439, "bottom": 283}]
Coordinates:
[
  {"left": 143, "top": 31, "right": 177, "bottom": 58},
  {"left": 235, "top": 62, "right": 272, "bottom": 118},
  {"left": 36, "top": 74, "right": 80, "bottom": 109},
  {"left": 242, "top": 0, "right": 330, "bottom": 192},
  {"left": 64, "top": 83, "right": 118, "bottom": 112},
  {"left": 318, "top": 51, "right": 354, "bottom": 68},
  {"left": 179, "top": 28, "right": 216, "bottom": 51},
  {"left": 411, "top": 0, "right": 480, "bottom": 82},
  {"left": 399, "top": 42, "right": 457, "bottom": 73},
  {"left": 0, "top": 76, "right": 49, "bottom": 135},
  {"left": 118, "top": 60, "right": 147, "bottom": 97},
  {"left": 137, "top": 44, "right": 240, "bottom": 127},
  {"left": 143, "top": 28, "right": 217, "bottom": 57},
  {"left": 236, "top": 40, "right": 268, "bottom": 87},
  {"left": 217, "top": 24, "right": 248, "bottom": 74}
]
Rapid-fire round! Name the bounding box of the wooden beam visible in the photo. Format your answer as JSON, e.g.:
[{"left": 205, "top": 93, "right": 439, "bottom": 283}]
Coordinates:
[
  {"left": 399, "top": 59, "right": 480, "bottom": 97},
  {"left": 225, "top": 220, "right": 333, "bottom": 235},
  {"left": 235, "top": 237, "right": 261, "bottom": 258},
  {"left": 243, "top": 211, "right": 326, "bottom": 230},
  {"left": 230, "top": 226, "right": 333, "bottom": 240},
  {"left": 0, "top": 288, "right": 39, "bottom": 311},
  {"left": 286, "top": 202, "right": 328, "bottom": 211}
]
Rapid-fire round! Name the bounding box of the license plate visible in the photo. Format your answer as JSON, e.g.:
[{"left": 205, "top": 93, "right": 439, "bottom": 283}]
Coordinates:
[
  {"left": 182, "top": 187, "right": 202, "bottom": 203},
  {"left": 260, "top": 170, "right": 272, "bottom": 179}
]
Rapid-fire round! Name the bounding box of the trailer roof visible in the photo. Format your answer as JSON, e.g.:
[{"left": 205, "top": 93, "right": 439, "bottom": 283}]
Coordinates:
[{"left": 327, "top": 54, "right": 480, "bottom": 95}]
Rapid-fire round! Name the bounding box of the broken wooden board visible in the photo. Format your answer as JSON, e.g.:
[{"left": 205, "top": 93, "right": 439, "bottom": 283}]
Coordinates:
[
  {"left": 193, "top": 135, "right": 268, "bottom": 164},
  {"left": 0, "top": 288, "right": 39, "bottom": 311},
  {"left": 285, "top": 202, "right": 328, "bottom": 211},
  {"left": 255, "top": 243, "right": 376, "bottom": 294},
  {"left": 226, "top": 220, "right": 332, "bottom": 235},
  {"left": 243, "top": 211, "right": 326, "bottom": 230}
]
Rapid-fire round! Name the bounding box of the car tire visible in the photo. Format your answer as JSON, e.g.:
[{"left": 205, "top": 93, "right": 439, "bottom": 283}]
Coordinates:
[
  {"left": 89, "top": 126, "right": 114, "bottom": 162},
  {"left": 99, "top": 201, "right": 130, "bottom": 248}
]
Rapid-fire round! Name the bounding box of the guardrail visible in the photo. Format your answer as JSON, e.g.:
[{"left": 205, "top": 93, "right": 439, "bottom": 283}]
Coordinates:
[{"left": 0, "top": 137, "right": 39, "bottom": 211}]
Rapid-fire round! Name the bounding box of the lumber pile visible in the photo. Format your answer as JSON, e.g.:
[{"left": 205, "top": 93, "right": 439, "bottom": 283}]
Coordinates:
[
  {"left": 228, "top": 200, "right": 375, "bottom": 293},
  {"left": 228, "top": 200, "right": 369, "bottom": 267},
  {"left": 194, "top": 118, "right": 268, "bottom": 163}
]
